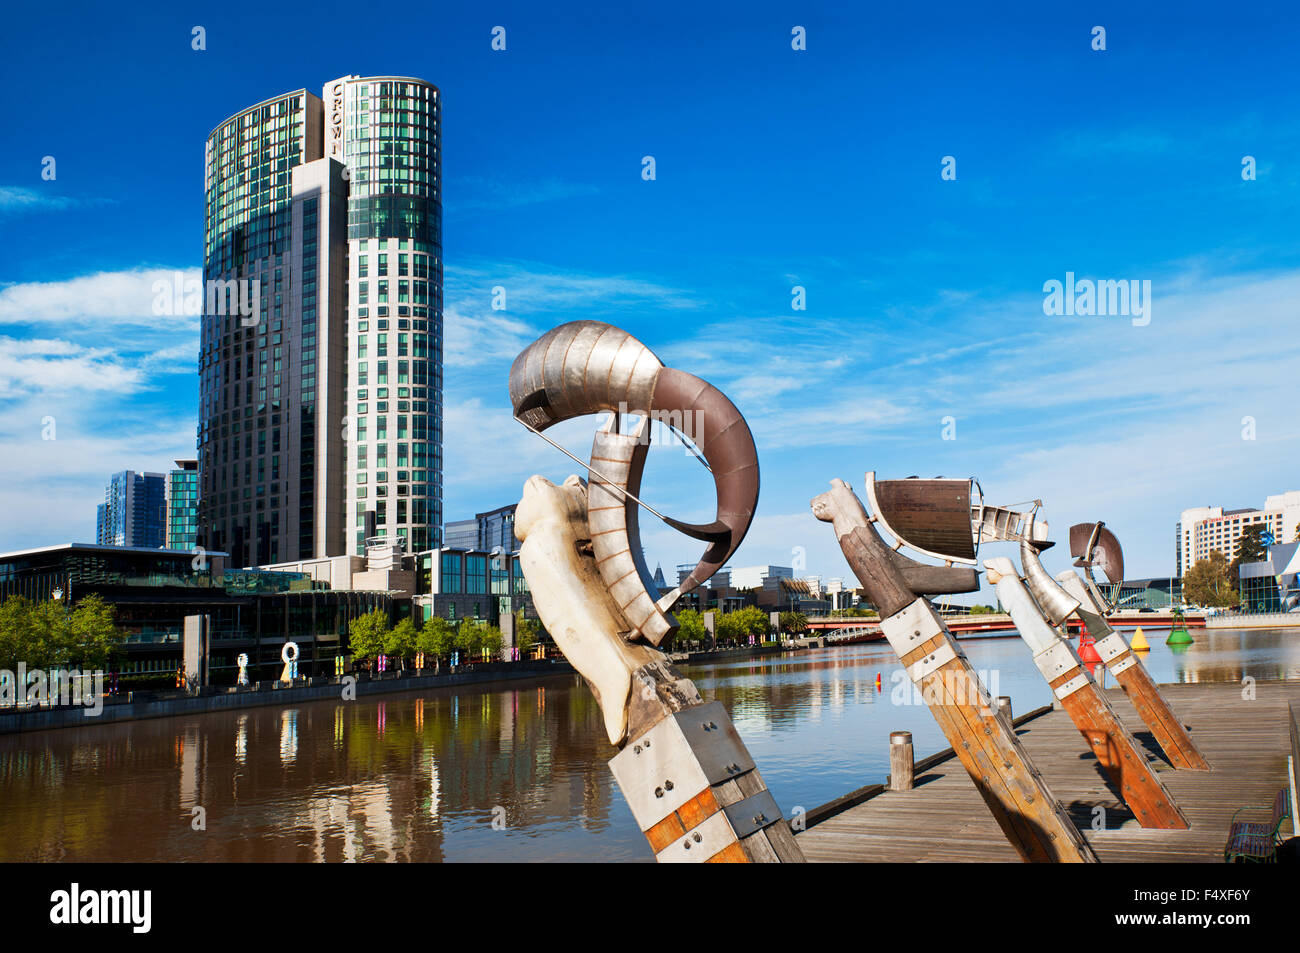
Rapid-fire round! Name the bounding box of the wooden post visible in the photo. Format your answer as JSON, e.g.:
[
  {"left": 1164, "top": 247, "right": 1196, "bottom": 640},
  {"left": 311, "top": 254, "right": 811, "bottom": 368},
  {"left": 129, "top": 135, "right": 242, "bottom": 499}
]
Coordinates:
[
  {"left": 611, "top": 692, "right": 806, "bottom": 863},
  {"left": 812, "top": 480, "right": 1096, "bottom": 862},
  {"left": 1057, "top": 572, "right": 1209, "bottom": 771},
  {"left": 996, "top": 696, "right": 1013, "bottom": 723},
  {"left": 889, "top": 731, "right": 914, "bottom": 791},
  {"left": 988, "top": 558, "right": 1189, "bottom": 829}
]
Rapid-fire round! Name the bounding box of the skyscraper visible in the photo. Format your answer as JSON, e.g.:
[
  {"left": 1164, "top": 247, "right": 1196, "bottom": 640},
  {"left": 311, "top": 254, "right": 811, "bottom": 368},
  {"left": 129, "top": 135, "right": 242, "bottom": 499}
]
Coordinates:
[
  {"left": 166, "top": 459, "right": 199, "bottom": 551},
  {"left": 199, "top": 76, "right": 443, "bottom": 567},
  {"left": 95, "top": 471, "right": 166, "bottom": 549}
]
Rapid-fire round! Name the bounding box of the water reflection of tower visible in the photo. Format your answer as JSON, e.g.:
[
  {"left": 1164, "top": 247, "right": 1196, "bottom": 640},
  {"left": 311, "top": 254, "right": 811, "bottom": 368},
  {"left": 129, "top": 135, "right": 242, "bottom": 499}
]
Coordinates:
[
  {"left": 280, "top": 709, "right": 299, "bottom": 764},
  {"left": 179, "top": 724, "right": 201, "bottom": 813}
]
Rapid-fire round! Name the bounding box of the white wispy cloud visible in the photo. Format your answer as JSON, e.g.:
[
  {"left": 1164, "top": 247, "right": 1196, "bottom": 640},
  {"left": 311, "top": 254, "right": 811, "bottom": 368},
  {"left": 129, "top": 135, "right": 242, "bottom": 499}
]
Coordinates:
[
  {"left": 0, "top": 337, "right": 144, "bottom": 398},
  {"left": 0, "top": 266, "right": 201, "bottom": 331},
  {"left": 0, "top": 186, "right": 114, "bottom": 215},
  {"left": 441, "top": 259, "right": 702, "bottom": 369}
]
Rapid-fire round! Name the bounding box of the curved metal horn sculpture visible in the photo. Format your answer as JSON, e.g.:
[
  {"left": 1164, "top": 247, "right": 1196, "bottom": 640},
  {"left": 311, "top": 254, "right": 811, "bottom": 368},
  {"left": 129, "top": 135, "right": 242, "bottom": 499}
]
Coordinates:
[
  {"left": 512, "top": 323, "right": 804, "bottom": 862},
  {"left": 1019, "top": 512, "right": 1081, "bottom": 627},
  {"left": 509, "top": 321, "right": 760, "bottom": 643}
]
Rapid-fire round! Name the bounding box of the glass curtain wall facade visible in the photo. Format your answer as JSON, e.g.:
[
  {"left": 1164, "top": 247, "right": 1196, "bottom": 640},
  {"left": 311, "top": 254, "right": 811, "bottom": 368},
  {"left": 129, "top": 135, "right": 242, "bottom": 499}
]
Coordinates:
[
  {"left": 200, "top": 89, "right": 321, "bottom": 568},
  {"left": 95, "top": 471, "right": 166, "bottom": 549},
  {"left": 166, "top": 460, "right": 199, "bottom": 551},
  {"left": 199, "top": 75, "right": 443, "bottom": 567},
  {"left": 333, "top": 76, "right": 443, "bottom": 556}
]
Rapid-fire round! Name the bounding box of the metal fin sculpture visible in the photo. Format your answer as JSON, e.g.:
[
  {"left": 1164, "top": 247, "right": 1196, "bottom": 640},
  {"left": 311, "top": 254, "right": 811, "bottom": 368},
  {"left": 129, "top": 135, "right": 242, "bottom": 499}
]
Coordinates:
[
  {"left": 812, "top": 476, "right": 1096, "bottom": 862},
  {"left": 1053, "top": 522, "right": 1210, "bottom": 771},
  {"left": 509, "top": 320, "right": 759, "bottom": 644},
  {"left": 1070, "top": 521, "right": 1125, "bottom": 610},
  {"left": 986, "top": 547, "right": 1189, "bottom": 829},
  {"left": 512, "top": 322, "right": 802, "bottom": 863}
]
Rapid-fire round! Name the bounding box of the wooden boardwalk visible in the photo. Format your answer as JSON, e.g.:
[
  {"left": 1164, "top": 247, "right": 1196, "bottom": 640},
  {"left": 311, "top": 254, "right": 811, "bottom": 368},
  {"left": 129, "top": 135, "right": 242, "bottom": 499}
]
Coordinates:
[{"left": 796, "top": 680, "right": 1299, "bottom": 862}]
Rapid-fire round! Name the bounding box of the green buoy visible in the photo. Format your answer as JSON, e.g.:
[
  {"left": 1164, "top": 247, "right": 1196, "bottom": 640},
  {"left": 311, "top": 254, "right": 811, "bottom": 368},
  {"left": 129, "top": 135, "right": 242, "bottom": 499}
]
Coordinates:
[{"left": 1167, "top": 608, "right": 1194, "bottom": 645}]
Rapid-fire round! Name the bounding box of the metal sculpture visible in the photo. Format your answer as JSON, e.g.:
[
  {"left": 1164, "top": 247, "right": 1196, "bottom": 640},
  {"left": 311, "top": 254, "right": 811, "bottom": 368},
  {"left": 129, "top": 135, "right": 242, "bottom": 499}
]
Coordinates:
[
  {"left": 1054, "top": 522, "right": 1209, "bottom": 770},
  {"left": 811, "top": 476, "right": 1096, "bottom": 862},
  {"left": 279, "top": 642, "right": 299, "bottom": 685},
  {"left": 510, "top": 321, "right": 758, "bottom": 645},
  {"left": 985, "top": 515, "right": 1189, "bottom": 829},
  {"left": 1069, "top": 521, "right": 1125, "bottom": 611},
  {"left": 511, "top": 321, "right": 802, "bottom": 863}
]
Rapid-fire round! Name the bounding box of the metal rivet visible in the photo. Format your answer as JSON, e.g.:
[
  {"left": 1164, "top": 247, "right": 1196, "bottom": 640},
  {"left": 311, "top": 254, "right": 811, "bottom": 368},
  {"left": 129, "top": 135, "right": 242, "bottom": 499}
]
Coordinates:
[
  {"left": 683, "top": 840, "right": 691, "bottom": 849},
  {"left": 654, "top": 787, "right": 664, "bottom": 798},
  {"left": 692, "top": 832, "right": 702, "bottom": 843},
  {"left": 633, "top": 745, "right": 642, "bottom": 755},
  {"left": 644, "top": 740, "right": 651, "bottom": 748},
  {"left": 664, "top": 780, "right": 674, "bottom": 791}
]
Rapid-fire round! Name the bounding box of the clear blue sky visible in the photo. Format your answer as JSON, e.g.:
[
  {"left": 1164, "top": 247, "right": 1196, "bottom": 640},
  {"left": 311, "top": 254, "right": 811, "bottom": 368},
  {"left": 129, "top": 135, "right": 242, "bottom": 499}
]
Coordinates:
[{"left": 2, "top": 1, "right": 1299, "bottom": 593}]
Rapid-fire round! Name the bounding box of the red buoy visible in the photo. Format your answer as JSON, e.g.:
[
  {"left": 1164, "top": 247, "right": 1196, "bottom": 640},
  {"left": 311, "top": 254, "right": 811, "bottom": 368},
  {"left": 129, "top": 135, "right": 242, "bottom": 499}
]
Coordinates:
[
  {"left": 1078, "top": 633, "right": 1103, "bottom": 664},
  {"left": 875, "top": 672, "right": 882, "bottom": 691}
]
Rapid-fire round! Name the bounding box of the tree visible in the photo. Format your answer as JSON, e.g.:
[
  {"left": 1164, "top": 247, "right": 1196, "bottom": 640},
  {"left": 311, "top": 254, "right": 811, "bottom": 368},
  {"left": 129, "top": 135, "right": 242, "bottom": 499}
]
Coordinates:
[
  {"left": 481, "top": 624, "right": 504, "bottom": 659},
  {"left": 68, "top": 595, "right": 123, "bottom": 671},
  {"left": 716, "top": 606, "right": 769, "bottom": 643},
  {"left": 778, "top": 611, "right": 808, "bottom": 635},
  {"left": 675, "top": 608, "right": 707, "bottom": 645},
  {"left": 417, "top": 616, "right": 456, "bottom": 663},
  {"left": 348, "top": 608, "right": 390, "bottom": 665},
  {"left": 1229, "top": 524, "right": 1270, "bottom": 580},
  {"left": 454, "top": 623, "right": 484, "bottom": 658},
  {"left": 514, "top": 613, "right": 539, "bottom": 655},
  {"left": 0, "top": 594, "right": 123, "bottom": 671},
  {"left": 1235, "top": 524, "right": 1270, "bottom": 563},
  {"left": 1182, "top": 550, "right": 1238, "bottom": 607},
  {"left": 968, "top": 604, "right": 997, "bottom": 615},
  {"left": 384, "top": 616, "right": 418, "bottom": 668}
]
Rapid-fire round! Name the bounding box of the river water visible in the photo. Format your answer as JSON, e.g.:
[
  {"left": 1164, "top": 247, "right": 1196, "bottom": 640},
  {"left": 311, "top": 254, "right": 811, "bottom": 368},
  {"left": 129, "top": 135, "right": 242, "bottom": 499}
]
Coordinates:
[{"left": 2, "top": 626, "right": 1296, "bottom": 862}]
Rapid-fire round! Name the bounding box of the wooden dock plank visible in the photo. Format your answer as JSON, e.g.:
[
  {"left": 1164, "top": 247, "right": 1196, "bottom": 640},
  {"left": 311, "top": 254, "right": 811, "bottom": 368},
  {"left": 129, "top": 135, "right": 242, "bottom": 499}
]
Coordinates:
[{"left": 796, "top": 680, "right": 1299, "bottom": 862}]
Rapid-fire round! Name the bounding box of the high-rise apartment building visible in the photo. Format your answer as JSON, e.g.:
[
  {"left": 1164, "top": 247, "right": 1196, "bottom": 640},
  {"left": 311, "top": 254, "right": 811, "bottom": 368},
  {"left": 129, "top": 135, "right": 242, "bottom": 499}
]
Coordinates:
[
  {"left": 166, "top": 460, "right": 200, "bottom": 551},
  {"left": 1176, "top": 490, "right": 1300, "bottom": 575},
  {"left": 198, "top": 76, "right": 443, "bottom": 567},
  {"left": 443, "top": 504, "right": 521, "bottom": 553},
  {"left": 95, "top": 471, "right": 166, "bottom": 549}
]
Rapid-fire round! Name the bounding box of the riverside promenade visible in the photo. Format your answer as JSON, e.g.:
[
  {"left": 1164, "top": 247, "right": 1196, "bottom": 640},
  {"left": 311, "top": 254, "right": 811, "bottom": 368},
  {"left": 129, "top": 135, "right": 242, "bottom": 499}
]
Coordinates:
[
  {"left": 796, "top": 680, "right": 1299, "bottom": 862},
  {"left": 0, "top": 660, "right": 574, "bottom": 734}
]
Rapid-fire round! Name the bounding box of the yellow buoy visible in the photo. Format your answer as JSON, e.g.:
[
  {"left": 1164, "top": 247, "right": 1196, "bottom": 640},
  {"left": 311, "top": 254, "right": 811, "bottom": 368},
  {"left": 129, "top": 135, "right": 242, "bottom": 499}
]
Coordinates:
[{"left": 1131, "top": 627, "right": 1150, "bottom": 651}]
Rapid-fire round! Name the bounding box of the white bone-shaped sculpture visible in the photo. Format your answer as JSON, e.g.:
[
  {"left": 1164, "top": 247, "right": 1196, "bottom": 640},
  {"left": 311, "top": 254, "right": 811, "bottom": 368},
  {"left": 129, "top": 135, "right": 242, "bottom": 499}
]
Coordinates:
[{"left": 515, "top": 474, "right": 682, "bottom": 746}]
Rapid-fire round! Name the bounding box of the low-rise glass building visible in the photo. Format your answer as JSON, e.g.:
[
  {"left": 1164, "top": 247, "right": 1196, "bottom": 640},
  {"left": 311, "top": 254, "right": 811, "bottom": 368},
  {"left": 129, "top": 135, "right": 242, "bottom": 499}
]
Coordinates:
[{"left": 0, "top": 543, "right": 391, "bottom": 685}]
